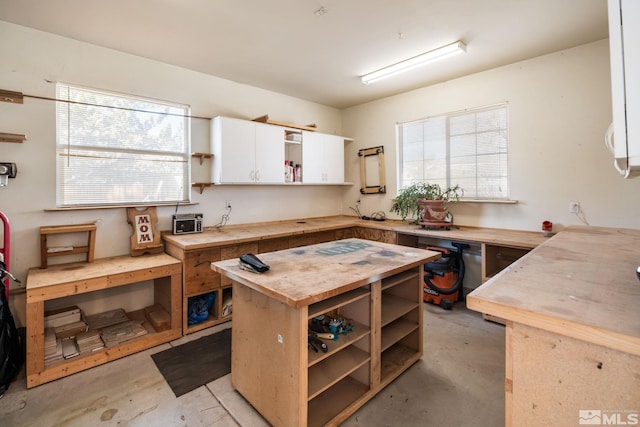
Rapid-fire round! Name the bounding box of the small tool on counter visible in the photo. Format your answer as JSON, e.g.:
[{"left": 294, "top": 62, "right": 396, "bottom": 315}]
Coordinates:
[{"left": 238, "top": 253, "right": 270, "bottom": 273}]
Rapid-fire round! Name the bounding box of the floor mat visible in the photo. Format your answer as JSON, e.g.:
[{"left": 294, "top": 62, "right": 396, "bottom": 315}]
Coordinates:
[{"left": 151, "top": 328, "right": 231, "bottom": 397}]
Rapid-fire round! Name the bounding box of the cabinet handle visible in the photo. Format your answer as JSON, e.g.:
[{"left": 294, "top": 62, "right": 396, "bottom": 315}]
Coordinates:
[
  {"left": 255, "top": 170, "right": 260, "bottom": 181},
  {"left": 250, "top": 170, "right": 255, "bottom": 181}
]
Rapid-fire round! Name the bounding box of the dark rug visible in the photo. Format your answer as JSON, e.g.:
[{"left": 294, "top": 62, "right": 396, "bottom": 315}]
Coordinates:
[{"left": 151, "top": 328, "right": 231, "bottom": 397}]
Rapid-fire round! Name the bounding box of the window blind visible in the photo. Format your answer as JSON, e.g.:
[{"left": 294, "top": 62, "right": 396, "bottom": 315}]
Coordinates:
[
  {"left": 56, "top": 84, "right": 190, "bottom": 207},
  {"left": 398, "top": 104, "right": 509, "bottom": 199}
]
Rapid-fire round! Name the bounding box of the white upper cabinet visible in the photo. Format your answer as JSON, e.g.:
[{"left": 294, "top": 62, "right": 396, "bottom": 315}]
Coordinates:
[
  {"left": 211, "top": 116, "right": 284, "bottom": 184},
  {"left": 255, "top": 122, "right": 286, "bottom": 183},
  {"left": 212, "top": 116, "right": 350, "bottom": 185},
  {"left": 302, "top": 131, "right": 345, "bottom": 184}
]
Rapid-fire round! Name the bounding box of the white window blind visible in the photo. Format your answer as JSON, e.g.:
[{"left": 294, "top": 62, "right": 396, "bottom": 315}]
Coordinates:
[
  {"left": 398, "top": 104, "right": 509, "bottom": 199},
  {"left": 56, "top": 84, "right": 190, "bottom": 207}
]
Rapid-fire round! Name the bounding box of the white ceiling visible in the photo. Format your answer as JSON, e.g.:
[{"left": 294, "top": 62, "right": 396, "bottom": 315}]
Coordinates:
[{"left": 0, "top": 0, "right": 609, "bottom": 109}]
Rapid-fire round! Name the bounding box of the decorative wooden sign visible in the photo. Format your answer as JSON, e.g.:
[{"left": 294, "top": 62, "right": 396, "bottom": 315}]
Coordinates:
[{"left": 126, "top": 207, "right": 163, "bottom": 256}]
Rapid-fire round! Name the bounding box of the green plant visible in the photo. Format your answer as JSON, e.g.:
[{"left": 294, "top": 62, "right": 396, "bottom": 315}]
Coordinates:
[{"left": 390, "top": 182, "right": 463, "bottom": 222}]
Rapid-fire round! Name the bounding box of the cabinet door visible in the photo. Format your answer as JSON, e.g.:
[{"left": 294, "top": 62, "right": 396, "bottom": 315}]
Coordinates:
[
  {"left": 255, "top": 123, "right": 285, "bottom": 183},
  {"left": 212, "top": 117, "right": 256, "bottom": 183},
  {"left": 302, "top": 131, "right": 345, "bottom": 183}
]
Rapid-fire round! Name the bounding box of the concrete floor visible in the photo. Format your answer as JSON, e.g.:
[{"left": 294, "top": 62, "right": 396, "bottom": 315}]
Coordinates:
[{"left": 0, "top": 302, "right": 505, "bottom": 427}]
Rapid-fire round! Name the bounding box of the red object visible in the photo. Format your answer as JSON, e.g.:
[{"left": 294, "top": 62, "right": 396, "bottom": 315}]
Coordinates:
[
  {"left": 422, "top": 246, "right": 462, "bottom": 309},
  {"left": 542, "top": 220, "right": 552, "bottom": 231},
  {"left": 0, "top": 211, "right": 9, "bottom": 300}
]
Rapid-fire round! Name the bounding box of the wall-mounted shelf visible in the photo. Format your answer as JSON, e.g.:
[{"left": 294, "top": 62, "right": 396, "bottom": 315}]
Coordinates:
[
  {"left": 0, "top": 132, "right": 27, "bottom": 143},
  {"left": 192, "top": 182, "right": 214, "bottom": 194},
  {"left": 192, "top": 152, "right": 213, "bottom": 165}
]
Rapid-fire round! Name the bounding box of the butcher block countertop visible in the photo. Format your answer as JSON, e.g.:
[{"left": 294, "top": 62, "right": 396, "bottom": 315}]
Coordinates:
[
  {"left": 162, "top": 215, "right": 547, "bottom": 250},
  {"left": 467, "top": 225, "right": 640, "bottom": 356},
  {"left": 212, "top": 238, "right": 439, "bottom": 308}
]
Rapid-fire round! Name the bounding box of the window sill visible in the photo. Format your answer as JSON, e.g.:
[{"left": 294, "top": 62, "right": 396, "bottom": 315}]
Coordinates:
[
  {"left": 44, "top": 202, "right": 199, "bottom": 212},
  {"left": 459, "top": 199, "right": 518, "bottom": 204}
]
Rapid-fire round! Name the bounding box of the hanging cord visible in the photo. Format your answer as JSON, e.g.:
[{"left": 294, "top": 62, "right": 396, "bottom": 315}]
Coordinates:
[
  {"left": 19, "top": 92, "right": 212, "bottom": 120},
  {"left": 215, "top": 205, "right": 232, "bottom": 231}
]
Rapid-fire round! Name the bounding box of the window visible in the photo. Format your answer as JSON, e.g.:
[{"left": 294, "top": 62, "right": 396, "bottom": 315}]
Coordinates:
[
  {"left": 398, "top": 103, "right": 509, "bottom": 199},
  {"left": 56, "top": 84, "right": 190, "bottom": 207}
]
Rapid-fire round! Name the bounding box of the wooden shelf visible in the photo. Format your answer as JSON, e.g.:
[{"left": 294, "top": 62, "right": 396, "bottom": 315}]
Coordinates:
[
  {"left": 308, "top": 345, "right": 370, "bottom": 400},
  {"left": 381, "top": 294, "right": 418, "bottom": 327},
  {"left": 307, "top": 376, "right": 370, "bottom": 427},
  {"left": 191, "top": 152, "right": 213, "bottom": 165},
  {"left": 381, "top": 268, "right": 419, "bottom": 290},
  {"left": 308, "top": 320, "right": 369, "bottom": 367},
  {"left": 39, "top": 223, "right": 97, "bottom": 269},
  {"left": 191, "top": 182, "right": 213, "bottom": 194},
  {"left": 381, "top": 317, "right": 419, "bottom": 352},
  {"left": 308, "top": 287, "right": 370, "bottom": 318}
]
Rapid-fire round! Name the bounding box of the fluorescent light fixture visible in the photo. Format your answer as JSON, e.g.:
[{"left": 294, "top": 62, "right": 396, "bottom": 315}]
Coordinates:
[{"left": 361, "top": 40, "right": 467, "bottom": 85}]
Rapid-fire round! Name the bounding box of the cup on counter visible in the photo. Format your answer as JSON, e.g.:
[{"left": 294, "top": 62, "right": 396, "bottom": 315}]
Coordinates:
[{"left": 542, "top": 220, "right": 553, "bottom": 237}]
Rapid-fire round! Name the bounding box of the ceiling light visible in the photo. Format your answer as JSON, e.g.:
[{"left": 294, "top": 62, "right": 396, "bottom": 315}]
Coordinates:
[{"left": 360, "top": 40, "right": 467, "bottom": 85}]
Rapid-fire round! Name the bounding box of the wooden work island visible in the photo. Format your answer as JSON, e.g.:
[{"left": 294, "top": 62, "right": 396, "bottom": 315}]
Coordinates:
[
  {"left": 467, "top": 225, "right": 640, "bottom": 427},
  {"left": 212, "top": 239, "right": 440, "bottom": 427}
]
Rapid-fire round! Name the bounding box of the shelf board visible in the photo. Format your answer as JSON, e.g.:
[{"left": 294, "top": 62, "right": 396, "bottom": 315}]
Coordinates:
[
  {"left": 308, "top": 320, "right": 369, "bottom": 367},
  {"left": 307, "top": 375, "right": 370, "bottom": 427},
  {"left": 308, "top": 287, "right": 369, "bottom": 319},
  {"left": 380, "top": 294, "right": 418, "bottom": 327},
  {"left": 381, "top": 318, "right": 418, "bottom": 352},
  {"left": 381, "top": 269, "right": 420, "bottom": 291},
  {"left": 192, "top": 182, "right": 213, "bottom": 194},
  {"left": 380, "top": 343, "right": 421, "bottom": 384},
  {"left": 191, "top": 152, "right": 213, "bottom": 165},
  {"left": 308, "top": 345, "right": 370, "bottom": 400}
]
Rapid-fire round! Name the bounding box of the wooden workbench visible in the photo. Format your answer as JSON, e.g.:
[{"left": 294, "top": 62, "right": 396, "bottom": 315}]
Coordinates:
[
  {"left": 26, "top": 253, "right": 182, "bottom": 388},
  {"left": 467, "top": 225, "right": 640, "bottom": 426},
  {"left": 212, "top": 239, "right": 440, "bottom": 427},
  {"left": 164, "top": 215, "right": 547, "bottom": 333}
]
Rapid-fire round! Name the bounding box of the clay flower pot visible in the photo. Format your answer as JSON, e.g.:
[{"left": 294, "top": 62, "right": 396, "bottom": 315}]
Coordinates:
[{"left": 418, "top": 199, "right": 450, "bottom": 226}]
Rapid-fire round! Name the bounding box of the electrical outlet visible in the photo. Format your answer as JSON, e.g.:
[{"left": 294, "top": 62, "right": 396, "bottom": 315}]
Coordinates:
[
  {"left": 569, "top": 201, "right": 580, "bottom": 214},
  {"left": 226, "top": 200, "right": 232, "bottom": 209}
]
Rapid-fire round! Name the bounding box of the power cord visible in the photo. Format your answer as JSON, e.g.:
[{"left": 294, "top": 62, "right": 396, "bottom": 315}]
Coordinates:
[{"left": 215, "top": 205, "right": 232, "bottom": 231}]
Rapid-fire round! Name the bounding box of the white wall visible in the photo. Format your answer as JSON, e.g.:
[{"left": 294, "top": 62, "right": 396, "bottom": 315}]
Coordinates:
[
  {"left": 0, "top": 21, "right": 348, "bottom": 323},
  {"left": 342, "top": 39, "right": 640, "bottom": 232}
]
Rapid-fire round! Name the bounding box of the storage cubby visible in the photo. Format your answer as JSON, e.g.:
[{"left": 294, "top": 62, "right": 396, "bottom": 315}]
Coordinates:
[
  {"left": 307, "top": 285, "right": 371, "bottom": 419},
  {"left": 482, "top": 244, "right": 529, "bottom": 282}
]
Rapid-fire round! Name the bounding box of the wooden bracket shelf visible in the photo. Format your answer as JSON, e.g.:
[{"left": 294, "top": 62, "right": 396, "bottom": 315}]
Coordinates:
[
  {"left": 192, "top": 182, "right": 213, "bottom": 194},
  {"left": 191, "top": 152, "right": 213, "bottom": 165}
]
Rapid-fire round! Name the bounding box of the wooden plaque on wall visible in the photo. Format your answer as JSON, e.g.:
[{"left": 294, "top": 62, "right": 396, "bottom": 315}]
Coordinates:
[{"left": 126, "top": 207, "right": 163, "bottom": 256}]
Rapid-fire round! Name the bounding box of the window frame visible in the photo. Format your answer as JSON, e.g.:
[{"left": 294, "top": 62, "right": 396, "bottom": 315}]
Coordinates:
[
  {"left": 397, "top": 103, "right": 510, "bottom": 201},
  {"left": 55, "top": 83, "right": 191, "bottom": 208}
]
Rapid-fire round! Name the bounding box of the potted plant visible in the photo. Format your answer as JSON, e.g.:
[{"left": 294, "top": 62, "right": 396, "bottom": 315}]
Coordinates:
[{"left": 390, "top": 182, "right": 463, "bottom": 225}]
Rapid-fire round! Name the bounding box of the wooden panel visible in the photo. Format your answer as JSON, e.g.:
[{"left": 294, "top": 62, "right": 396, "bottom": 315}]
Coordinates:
[
  {"left": 258, "top": 237, "right": 290, "bottom": 253},
  {"left": 352, "top": 226, "right": 397, "bottom": 244},
  {"left": 221, "top": 242, "right": 259, "bottom": 260},
  {"left": 335, "top": 227, "right": 354, "bottom": 240},
  {"left": 289, "top": 231, "right": 336, "bottom": 248},
  {"left": 510, "top": 323, "right": 640, "bottom": 427},
  {"left": 231, "top": 283, "right": 307, "bottom": 426},
  {"left": 182, "top": 247, "right": 221, "bottom": 295}
]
